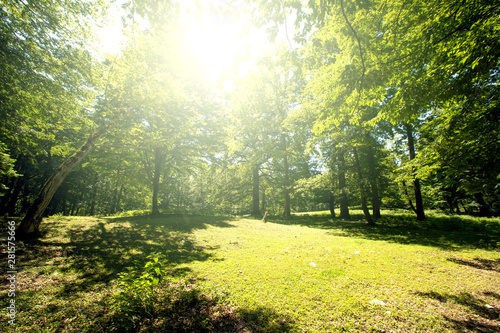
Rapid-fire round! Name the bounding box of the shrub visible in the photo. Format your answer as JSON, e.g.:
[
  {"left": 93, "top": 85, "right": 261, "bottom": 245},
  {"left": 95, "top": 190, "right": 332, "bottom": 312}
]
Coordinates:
[
  {"left": 112, "top": 253, "right": 166, "bottom": 318},
  {"left": 109, "top": 254, "right": 243, "bottom": 332}
]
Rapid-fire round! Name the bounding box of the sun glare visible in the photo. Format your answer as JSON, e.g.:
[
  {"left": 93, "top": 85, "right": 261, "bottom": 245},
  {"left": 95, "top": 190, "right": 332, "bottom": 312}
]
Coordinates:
[
  {"left": 184, "top": 16, "right": 245, "bottom": 81},
  {"left": 182, "top": 1, "right": 270, "bottom": 83},
  {"left": 97, "top": 0, "right": 270, "bottom": 82}
]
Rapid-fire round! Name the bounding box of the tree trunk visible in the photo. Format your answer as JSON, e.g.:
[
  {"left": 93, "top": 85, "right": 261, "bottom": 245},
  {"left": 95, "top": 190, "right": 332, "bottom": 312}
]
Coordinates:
[
  {"left": 108, "top": 171, "right": 121, "bottom": 215},
  {"left": 282, "top": 134, "right": 291, "bottom": 217},
  {"left": 365, "top": 133, "right": 381, "bottom": 219},
  {"left": 2, "top": 177, "right": 23, "bottom": 216},
  {"left": 70, "top": 200, "right": 77, "bottom": 216},
  {"left": 70, "top": 190, "right": 85, "bottom": 216},
  {"left": 261, "top": 189, "right": 266, "bottom": 214},
  {"left": 251, "top": 164, "right": 260, "bottom": 216},
  {"left": 338, "top": 148, "right": 350, "bottom": 219},
  {"left": 1, "top": 155, "right": 26, "bottom": 216},
  {"left": 87, "top": 172, "right": 99, "bottom": 216},
  {"left": 110, "top": 183, "right": 124, "bottom": 215},
  {"left": 18, "top": 125, "right": 108, "bottom": 238},
  {"left": 370, "top": 177, "right": 381, "bottom": 218},
  {"left": 116, "top": 184, "right": 125, "bottom": 213},
  {"left": 152, "top": 147, "right": 165, "bottom": 216},
  {"left": 402, "top": 180, "right": 417, "bottom": 213},
  {"left": 109, "top": 185, "right": 119, "bottom": 215},
  {"left": 176, "top": 181, "right": 181, "bottom": 210},
  {"left": 0, "top": 184, "right": 13, "bottom": 214},
  {"left": 328, "top": 193, "right": 336, "bottom": 218},
  {"left": 61, "top": 189, "right": 69, "bottom": 216},
  {"left": 474, "top": 192, "right": 490, "bottom": 216},
  {"left": 405, "top": 124, "right": 425, "bottom": 221},
  {"left": 353, "top": 146, "right": 375, "bottom": 226}
]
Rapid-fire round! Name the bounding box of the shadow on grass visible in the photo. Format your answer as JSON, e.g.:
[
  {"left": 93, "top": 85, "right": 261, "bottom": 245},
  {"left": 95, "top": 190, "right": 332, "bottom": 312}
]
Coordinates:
[
  {"left": 15, "top": 215, "right": 237, "bottom": 296},
  {"left": 1, "top": 211, "right": 297, "bottom": 332},
  {"left": 448, "top": 257, "right": 500, "bottom": 273},
  {"left": 99, "top": 289, "right": 296, "bottom": 333},
  {"left": 267, "top": 211, "right": 500, "bottom": 250},
  {"left": 237, "top": 306, "right": 296, "bottom": 333},
  {"left": 3, "top": 274, "right": 296, "bottom": 333},
  {"left": 415, "top": 291, "right": 500, "bottom": 332},
  {"left": 108, "top": 214, "right": 237, "bottom": 232}
]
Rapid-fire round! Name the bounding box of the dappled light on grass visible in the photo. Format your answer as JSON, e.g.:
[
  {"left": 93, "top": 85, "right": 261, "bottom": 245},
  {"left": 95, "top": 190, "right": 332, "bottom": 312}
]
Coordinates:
[
  {"left": 415, "top": 291, "right": 500, "bottom": 332},
  {"left": 448, "top": 257, "right": 500, "bottom": 273},
  {"left": 2, "top": 212, "right": 499, "bottom": 332},
  {"left": 269, "top": 210, "right": 500, "bottom": 250}
]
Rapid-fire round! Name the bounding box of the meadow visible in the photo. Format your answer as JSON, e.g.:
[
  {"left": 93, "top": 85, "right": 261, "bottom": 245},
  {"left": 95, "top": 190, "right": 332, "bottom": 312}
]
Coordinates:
[{"left": 1, "top": 210, "right": 499, "bottom": 332}]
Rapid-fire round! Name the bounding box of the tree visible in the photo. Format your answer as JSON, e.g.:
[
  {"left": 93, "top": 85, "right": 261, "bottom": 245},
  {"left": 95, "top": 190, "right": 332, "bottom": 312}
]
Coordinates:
[
  {"left": 226, "top": 48, "right": 302, "bottom": 217},
  {"left": 18, "top": 125, "right": 109, "bottom": 236},
  {"left": 417, "top": 80, "right": 500, "bottom": 215},
  {"left": 336, "top": 146, "right": 350, "bottom": 219},
  {"left": 0, "top": 143, "right": 18, "bottom": 200},
  {"left": 0, "top": 0, "right": 112, "bottom": 237},
  {"left": 15, "top": 0, "right": 192, "bottom": 235},
  {"left": 253, "top": 0, "right": 500, "bottom": 218},
  {"left": 404, "top": 124, "right": 425, "bottom": 220},
  {"left": 226, "top": 70, "right": 277, "bottom": 216},
  {"left": 111, "top": 21, "right": 214, "bottom": 216}
]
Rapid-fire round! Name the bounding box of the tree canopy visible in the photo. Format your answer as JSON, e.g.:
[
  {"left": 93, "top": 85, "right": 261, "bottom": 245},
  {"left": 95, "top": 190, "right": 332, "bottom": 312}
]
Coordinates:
[{"left": 1, "top": 0, "right": 499, "bottom": 237}]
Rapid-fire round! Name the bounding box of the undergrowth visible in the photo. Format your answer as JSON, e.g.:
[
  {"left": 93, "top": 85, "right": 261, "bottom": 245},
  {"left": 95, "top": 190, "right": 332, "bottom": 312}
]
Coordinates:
[{"left": 105, "top": 255, "right": 243, "bottom": 333}]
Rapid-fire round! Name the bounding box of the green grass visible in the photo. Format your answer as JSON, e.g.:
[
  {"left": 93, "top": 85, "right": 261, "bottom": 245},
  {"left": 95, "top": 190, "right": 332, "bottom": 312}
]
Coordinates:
[{"left": 1, "top": 210, "right": 499, "bottom": 332}]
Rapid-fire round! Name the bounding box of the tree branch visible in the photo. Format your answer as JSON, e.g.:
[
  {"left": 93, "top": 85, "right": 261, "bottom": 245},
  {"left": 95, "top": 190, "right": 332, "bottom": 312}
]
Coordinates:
[{"left": 340, "top": 0, "right": 365, "bottom": 113}]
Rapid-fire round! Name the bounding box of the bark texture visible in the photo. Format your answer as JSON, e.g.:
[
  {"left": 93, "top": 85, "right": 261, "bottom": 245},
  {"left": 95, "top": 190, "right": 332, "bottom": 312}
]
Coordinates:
[
  {"left": 251, "top": 165, "right": 260, "bottom": 216},
  {"left": 353, "top": 146, "right": 375, "bottom": 226},
  {"left": 18, "top": 126, "right": 107, "bottom": 238},
  {"left": 405, "top": 124, "right": 426, "bottom": 221},
  {"left": 338, "top": 148, "right": 350, "bottom": 219}
]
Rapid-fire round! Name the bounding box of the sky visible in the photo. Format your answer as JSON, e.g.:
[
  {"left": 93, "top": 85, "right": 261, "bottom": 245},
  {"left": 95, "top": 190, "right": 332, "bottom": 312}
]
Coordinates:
[
  {"left": 97, "top": 1, "right": 268, "bottom": 82},
  {"left": 96, "top": 0, "right": 297, "bottom": 85}
]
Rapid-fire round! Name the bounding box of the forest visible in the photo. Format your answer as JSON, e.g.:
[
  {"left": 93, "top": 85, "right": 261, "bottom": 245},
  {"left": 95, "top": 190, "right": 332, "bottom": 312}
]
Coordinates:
[
  {"left": 0, "top": 0, "right": 500, "bottom": 331},
  {"left": 1, "top": 0, "right": 499, "bottom": 235}
]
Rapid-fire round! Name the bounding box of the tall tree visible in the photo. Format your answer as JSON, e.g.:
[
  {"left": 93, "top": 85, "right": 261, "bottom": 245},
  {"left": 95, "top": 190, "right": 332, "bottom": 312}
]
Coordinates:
[
  {"left": 404, "top": 124, "right": 425, "bottom": 220},
  {"left": 1, "top": 0, "right": 112, "bottom": 237},
  {"left": 18, "top": 125, "right": 109, "bottom": 236},
  {"left": 336, "top": 146, "right": 350, "bottom": 219},
  {"left": 352, "top": 145, "right": 375, "bottom": 225},
  {"left": 254, "top": 0, "right": 500, "bottom": 217}
]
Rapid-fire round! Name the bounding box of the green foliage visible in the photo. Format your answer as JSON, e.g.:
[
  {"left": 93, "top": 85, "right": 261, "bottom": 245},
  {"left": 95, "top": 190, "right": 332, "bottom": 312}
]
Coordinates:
[
  {"left": 0, "top": 0, "right": 107, "bottom": 150},
  {"left": 4, "top": 0, "right": 500, "bottom": 224},
  {"left": 112, "top": 253, "right": 166, "bottom": 316},
  {"left": 0, "top": 143, "right": 17, "bottom": 194},
  {"left": 0, "top": 0, "right": 112, "bottom": 221},
  {"left": 109, "top": 251, "right": 242, "bottom": 332},
  {"left": 262, "top": 0, "right": 500, "bottom": 217},
  {"left": 293, "top": 172, "right": 332, "bottom": 211}
]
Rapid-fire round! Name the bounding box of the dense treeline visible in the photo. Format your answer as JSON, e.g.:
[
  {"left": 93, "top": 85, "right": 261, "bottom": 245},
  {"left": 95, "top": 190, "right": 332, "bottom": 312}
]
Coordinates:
[{"left": 1, "top": 0, "right": 498, "bottom": 237}]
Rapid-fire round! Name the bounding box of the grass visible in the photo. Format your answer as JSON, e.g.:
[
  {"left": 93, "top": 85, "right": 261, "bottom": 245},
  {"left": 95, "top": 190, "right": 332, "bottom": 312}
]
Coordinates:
[{"left": 1, "top": 210, "right": 499, "bottom": 332}]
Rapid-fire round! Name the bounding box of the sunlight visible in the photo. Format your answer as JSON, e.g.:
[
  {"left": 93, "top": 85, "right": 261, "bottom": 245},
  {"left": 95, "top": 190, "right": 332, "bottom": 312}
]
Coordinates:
[
  {"left": 96, "top": 2, "right": 125, "bottom": 55},
  {"left": 99, "top": 22, "right": 123, "bottom": 55},
  {"left": 183, "top": 15, "right": 245, "bottom": 81},
  {"left": 96, "top": 0, "right": 270, "bottom": 81},
  {"left": 182, "top": 2, "right": 269, "bottom": 83}
]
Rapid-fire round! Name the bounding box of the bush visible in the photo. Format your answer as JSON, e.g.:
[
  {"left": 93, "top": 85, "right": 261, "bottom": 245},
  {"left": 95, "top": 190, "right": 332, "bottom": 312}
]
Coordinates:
[
  {"left": 108, "top": 254, "right": 243, "bottom": 332},
  {"left": 112, "top": 253, "right": 165, "bottom": 318}
]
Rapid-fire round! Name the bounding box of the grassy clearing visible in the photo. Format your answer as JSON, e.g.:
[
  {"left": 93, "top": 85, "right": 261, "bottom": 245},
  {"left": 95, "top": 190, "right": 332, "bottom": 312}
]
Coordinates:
[{"left": 1, "top": 210, "right": 499, "bottom": 332}]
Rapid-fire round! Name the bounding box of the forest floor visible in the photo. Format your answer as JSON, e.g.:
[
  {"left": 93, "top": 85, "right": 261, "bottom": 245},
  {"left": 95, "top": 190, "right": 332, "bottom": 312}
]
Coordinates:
[{"left": 1, "top": 210, "right": 500, "bottom": 332}]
